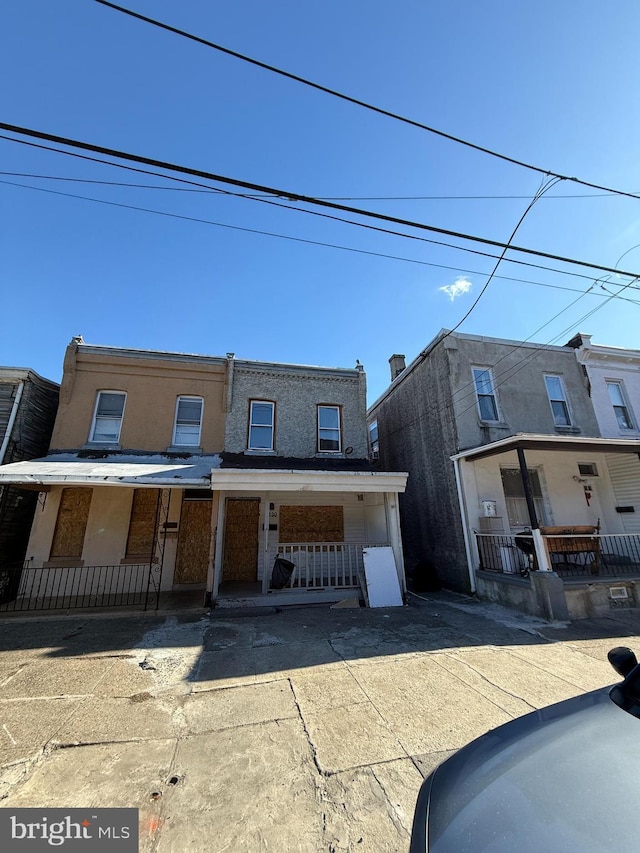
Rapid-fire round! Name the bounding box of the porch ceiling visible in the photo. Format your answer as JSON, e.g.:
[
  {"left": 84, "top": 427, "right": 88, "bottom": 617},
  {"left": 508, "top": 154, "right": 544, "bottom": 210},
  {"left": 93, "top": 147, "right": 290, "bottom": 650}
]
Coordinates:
[
  {"left": 452, "top": 434, "right": 640, "bottom": 463},
  {"left": 209, "top": 468, "right": 408, "bottom": 493}
]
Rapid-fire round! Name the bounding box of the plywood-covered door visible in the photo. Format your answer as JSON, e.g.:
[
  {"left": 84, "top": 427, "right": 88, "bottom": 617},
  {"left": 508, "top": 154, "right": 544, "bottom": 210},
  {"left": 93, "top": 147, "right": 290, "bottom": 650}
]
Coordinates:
[
  {"left": 174, "top": 497, "right": 213, "bottom": 584},
  {"left": 222, "top": 498, "right": 260, "bottom": 582}
]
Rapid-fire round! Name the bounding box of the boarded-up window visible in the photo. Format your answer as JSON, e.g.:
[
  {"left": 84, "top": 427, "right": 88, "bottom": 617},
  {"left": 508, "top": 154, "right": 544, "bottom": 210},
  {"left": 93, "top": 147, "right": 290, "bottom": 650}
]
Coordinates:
[
  {"left": 125, "top": 489, "right": 159, "bottom": 559},
  {"left": 50, "top": 488, "right": 92, "bottom": 559},
  {"left": 279, "top": 506, "right": 344, "bottom": 543}
]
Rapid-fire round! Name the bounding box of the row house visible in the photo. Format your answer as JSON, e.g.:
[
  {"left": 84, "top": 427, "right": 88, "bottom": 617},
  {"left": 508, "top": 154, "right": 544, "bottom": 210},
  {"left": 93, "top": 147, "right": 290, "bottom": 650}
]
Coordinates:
[
  {"left": 368, "top": 330, "right": 640, "bottom": 621},
  {"left": 0, "top": 368, "right": 59, "bottom": 593},
  {"left": 0, "top": 338, "right": 407, "bottom": 610}
]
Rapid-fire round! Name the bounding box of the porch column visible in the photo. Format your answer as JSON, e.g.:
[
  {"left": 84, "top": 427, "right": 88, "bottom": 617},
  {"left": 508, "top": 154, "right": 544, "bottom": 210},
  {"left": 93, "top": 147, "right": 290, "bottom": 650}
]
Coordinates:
[
  {"left": 516, "top": 447, "right": 551, "bottom": 572},
  {"left": 211, "top": 491, "right": 226, "bottom": 600},
  {"left": 384, "top": 492, "right": 406, "bottom": 593},
  {"left": 261, "top": 493, "right": 270, "bottom": 594}
]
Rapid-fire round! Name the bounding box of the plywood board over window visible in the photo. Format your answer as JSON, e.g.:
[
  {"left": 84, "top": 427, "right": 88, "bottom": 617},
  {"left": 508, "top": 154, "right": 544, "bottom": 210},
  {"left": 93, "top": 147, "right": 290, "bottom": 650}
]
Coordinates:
[
  {"left": 125, "top": 489, "right": 160, "bottom": 561},
  {"left": 279, "top": 505, "right": 344, "bottom": 543},
  {"left": 49, "top": 488, "right": 92, "bottom": 561}
]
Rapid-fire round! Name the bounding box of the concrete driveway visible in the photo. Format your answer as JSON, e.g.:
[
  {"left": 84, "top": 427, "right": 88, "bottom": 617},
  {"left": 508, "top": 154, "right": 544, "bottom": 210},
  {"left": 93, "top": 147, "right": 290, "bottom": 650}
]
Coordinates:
[{"left": 0, "top": 592, "right": 638, "bottom": 852}]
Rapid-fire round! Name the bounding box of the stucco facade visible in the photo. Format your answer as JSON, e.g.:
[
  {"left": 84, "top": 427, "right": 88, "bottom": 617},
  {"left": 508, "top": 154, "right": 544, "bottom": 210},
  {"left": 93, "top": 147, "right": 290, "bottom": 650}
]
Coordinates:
[{"left": 368, "top": 330, "right": 602, "bottom": 591}]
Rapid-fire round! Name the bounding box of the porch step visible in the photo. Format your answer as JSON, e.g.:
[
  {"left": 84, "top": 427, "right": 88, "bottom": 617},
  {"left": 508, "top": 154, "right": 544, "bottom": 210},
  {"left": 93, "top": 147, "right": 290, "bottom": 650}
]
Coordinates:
[{"left": 214, "top": 589, "right": 363, "bottom": 609}]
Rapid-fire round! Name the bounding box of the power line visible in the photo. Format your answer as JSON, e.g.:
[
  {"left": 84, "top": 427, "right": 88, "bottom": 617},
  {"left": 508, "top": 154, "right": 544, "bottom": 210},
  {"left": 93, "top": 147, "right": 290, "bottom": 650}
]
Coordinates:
[
  {"left": 442, "top": 177, "right": 562, "bottom": 338},
  {"left": 0, "top": 170, "right": 626, "bottom": 200},
  {"left": 2, "top": 132, "right": 612, "bottom": 283},
  {"left": 95, "top": 0, "right": 640, "bottom": 203},
  {"left": 2, "top": 122, "right": 640, "bottom": 281},
  {"left": 9, "top": 175, "right": 640, "bottom": 305}
]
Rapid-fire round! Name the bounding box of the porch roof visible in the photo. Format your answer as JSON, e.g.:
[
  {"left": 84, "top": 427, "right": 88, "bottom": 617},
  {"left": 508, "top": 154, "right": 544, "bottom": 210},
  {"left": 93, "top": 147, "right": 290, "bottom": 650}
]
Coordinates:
[
  {"left": 0, "top": 453, "right": 222, "bottom": 489},
  {"left": 451, "top": 433, "right": 640, "bottom": 463},
  {"left": 210, "top": 467, "right": 408, "bottom": 493}
]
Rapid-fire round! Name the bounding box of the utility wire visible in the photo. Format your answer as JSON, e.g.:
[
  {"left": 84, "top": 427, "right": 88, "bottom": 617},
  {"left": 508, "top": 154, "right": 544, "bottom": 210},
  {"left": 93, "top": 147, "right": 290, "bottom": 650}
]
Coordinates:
[
  {"left": 442, "top": 176, "right": 562, "bottom": 339},
  {"left": 95, "top": 0, "right": 640, "bottom": 203},
  {"left": 2, "top": 122, "right": 640, "bottom": 280},
  {"left": 9, "top": 176, "right": 640, "bottom": 306},
  {"left": 1, "top": 170, "right": 626, "bottom": 200},
  {"left": 1, "top": 132, "right": 613, "bottom": 283}
]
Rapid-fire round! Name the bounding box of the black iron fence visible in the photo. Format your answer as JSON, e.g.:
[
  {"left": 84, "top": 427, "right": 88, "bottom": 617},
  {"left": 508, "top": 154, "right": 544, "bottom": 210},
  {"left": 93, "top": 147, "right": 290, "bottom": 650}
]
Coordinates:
[
  {"left": 476, "top": 532, "right": 640, "bottom": 579},
  {"left": 0, "top": 562, "right": 160, "bottom": 612}
]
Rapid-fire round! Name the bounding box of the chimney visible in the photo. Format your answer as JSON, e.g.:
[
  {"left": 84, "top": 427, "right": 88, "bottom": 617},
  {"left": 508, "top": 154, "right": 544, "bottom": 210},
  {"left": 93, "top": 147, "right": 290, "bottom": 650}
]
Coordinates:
[{"left": 389, "top": 354, "right": 406, "bottom": 381}]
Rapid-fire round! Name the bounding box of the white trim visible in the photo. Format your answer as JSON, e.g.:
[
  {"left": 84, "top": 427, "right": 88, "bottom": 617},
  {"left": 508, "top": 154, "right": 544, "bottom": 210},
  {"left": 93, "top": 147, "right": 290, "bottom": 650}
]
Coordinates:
[
  {"left": 451, "top": 433, "right": 640, "bottom": 462},
  {"left": 89, "top": 390, "right": 127, "bottom": 444},
  {"left": 248, "top": 400, "right": 275, "bottom": 451},
  {"left": 317, "top": 404, "right": 342, "bottom": 453},
  {"left": 0, "top": 380, "right": 24, "bottom": 465},
  {"left": 172, "top": 395, "right": 204, "bottom": 447},
  {"left": 209, "top": 468, "right": 408, "bottom": 493},
  {"left": 472, "top": 366, "right": 500, "bottom": 423},
  {"left": 543, "top": 373, "right": 572, "bottom": 427}
]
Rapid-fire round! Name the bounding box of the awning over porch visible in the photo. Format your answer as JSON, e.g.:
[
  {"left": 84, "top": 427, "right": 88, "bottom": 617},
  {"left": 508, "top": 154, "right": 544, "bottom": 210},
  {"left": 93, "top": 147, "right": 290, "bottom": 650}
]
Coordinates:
[
  {"left": 451, "top": 433, "right": 640, "bottom": 463},
  {"left": 0, "top": 452, "right": 222, "bottom": 489},
  {"left": 209, "top": 467, "right": 408, "bottom": 493}
]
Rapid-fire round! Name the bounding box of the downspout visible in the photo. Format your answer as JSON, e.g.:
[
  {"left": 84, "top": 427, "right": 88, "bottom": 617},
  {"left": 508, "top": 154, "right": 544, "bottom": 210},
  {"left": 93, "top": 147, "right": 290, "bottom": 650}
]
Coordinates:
[
  {"left": 0, "top": 380, "right": 24, "bottom": 465},
  {"left": 516, "top": 446, "right": 551, "bottom": 572},
  {"left": 453, "top": 456, "right": 476, "bottom": 593}
]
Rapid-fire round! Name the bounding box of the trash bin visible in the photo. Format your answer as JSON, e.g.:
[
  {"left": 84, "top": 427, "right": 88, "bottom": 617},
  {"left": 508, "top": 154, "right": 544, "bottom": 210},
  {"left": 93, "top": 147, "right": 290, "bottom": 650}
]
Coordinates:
[{"left": 271, "top": 556, "right": 295, "bottom": 589}]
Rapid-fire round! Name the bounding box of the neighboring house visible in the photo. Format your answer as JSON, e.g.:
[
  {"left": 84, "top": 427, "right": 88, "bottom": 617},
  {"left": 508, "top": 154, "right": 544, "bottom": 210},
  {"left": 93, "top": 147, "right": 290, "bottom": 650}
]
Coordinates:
[
  {"left": 567, "top": 334, "right": 640, "bottom": 535},
  {"left": 0, "top": 368, "right": 59, "bottom": 575},
  {"left": 0, "top": 338, "right": 407, "bottom": 611},
  {"left": 210, "top": 354, "right": 407, "bottom": 606},
  {"left": 368, "top": 330, "right": 640, "bottom": 620}
]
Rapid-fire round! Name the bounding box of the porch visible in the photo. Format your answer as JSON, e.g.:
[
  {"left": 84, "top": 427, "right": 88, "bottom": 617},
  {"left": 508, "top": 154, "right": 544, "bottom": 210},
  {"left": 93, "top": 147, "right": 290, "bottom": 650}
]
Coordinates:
[
  {"left": 452, "top": 434, "right": 640, "bottom": 620},
  {"left": 209, "top": 467, "right": 408, "bottom": 607}
]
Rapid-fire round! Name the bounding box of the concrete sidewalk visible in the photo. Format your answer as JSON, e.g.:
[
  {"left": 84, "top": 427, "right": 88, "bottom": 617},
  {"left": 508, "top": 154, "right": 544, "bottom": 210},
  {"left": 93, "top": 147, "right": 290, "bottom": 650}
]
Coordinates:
[{"left": 0, "top": 592, "right": 638, "bottom": 852}]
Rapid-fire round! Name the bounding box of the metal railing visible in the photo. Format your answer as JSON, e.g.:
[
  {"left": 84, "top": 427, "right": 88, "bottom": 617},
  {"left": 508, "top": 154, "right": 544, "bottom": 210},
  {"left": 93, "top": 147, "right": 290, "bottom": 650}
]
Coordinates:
[
  {"left": 0, "top": 562, "right": 160, "bottom": 612},
  {"left": 271, "top": 543, "right": 368, "bottom": 591},
  {"left": 475, "top": 532, "right": 640, "bottom": 579}
]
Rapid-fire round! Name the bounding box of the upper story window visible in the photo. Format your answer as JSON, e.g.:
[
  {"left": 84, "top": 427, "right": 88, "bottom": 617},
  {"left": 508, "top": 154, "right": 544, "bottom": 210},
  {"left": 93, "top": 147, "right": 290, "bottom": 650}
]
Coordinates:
[
  {"left": 544, "top": 375, "right": 571, "bottom": 427},
  {"left": 607, "top": 381, "right": 634, "bottom": 430},
  {"left": 369, "top": 421, "right": 379, "bottom": 458},
  {"left": 90, "top": 391, "right": 126, "bottom": 443},
  {"left": 173, "top": 396, "right": 203, "bottom": 446},
  {"left": 249, "top": 400, "right": 275, "bottom": 451},
  {"left": 318, "top": 405, "right": 342, "bottom": 452},
  {"left": 472, "top": 368, "right": 499, "bottom": 422}
]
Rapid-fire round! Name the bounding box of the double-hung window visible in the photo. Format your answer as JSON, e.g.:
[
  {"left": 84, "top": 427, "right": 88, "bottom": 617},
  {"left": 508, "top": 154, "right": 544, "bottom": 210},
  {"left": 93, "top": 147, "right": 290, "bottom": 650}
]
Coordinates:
[
  {"left": 318, "top": 405, "right": 341, "bottom": 452},
  {"left": 173, "top": 396, "right": 203, "bottom": 446},
  {"left": 544, "top": 375, "right": 571, "bottom": 426},
  {"left": 249, "top": 401, "right": 275, "bottom": 450},
  {"left": 369, "top": 421, "right": 379, "bottom": 458},
  {"left": 90, "top": 391, "right": 126, "bottom": 443},
  {"left": 472, "top": 368, "right": 499, "bottom": 422},
  {"left": 607, "top": 381, "right": 634, "bottom": 430}
]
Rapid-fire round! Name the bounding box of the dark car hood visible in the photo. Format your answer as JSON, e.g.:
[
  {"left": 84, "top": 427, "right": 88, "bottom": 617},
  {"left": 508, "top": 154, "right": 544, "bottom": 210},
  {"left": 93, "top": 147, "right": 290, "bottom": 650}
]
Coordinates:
[{"left": 423, "top": 687, "right": 640, "bottom": 853}]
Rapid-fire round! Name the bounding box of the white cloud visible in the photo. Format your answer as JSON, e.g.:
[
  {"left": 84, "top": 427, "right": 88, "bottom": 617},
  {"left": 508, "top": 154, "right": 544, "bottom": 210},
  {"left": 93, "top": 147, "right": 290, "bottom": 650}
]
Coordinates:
[{"left": 439, "top": 276, "right": 472, "bottom": 301}]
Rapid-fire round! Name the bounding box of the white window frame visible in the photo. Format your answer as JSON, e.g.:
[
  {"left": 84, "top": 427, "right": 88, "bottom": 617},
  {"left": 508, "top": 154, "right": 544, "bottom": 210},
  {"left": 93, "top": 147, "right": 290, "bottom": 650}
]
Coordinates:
[
  {"left": 89, "top": 390, "right": 126, "bottom": 444},
  {"left": 606, "top": 380, "right": 635, "bottom": 430},
  {"left": 248, "top": 400, "right": 275, "bottom": 451},
  {"left": 544, "top": 374, "right": 572, "bottom": 427},
  {"left": 172, "top": 396, "right": 204, "bottom": 447},
  {"left": 472, "top": 367, "right": 500, "bottom": 423},
  {"left": 318, "top": 405, "right": 342, "bottom": 453}
]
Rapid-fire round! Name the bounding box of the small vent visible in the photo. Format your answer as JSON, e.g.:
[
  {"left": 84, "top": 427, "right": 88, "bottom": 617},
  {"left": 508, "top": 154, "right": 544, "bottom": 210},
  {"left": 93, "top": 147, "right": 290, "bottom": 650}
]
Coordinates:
[
  {"left": 578, "top": 463, "right": 598, "bottom": 477},
  {"left": 609, "top": 586, "right": 629, "bottom": 600}
]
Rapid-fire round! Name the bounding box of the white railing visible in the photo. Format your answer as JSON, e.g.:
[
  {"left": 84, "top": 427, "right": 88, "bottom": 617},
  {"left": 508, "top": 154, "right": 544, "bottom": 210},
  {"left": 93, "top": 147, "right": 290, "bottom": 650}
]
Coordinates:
[{"left": 271, "top": 543, "right": 372, "bottom": 591}]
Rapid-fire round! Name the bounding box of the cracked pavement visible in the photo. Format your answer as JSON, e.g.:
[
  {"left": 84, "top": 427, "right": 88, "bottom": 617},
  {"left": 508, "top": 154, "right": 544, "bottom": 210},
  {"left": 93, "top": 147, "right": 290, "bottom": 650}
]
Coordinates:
[{"left": 1, "top": 592, "right": 639, "bottom": 851}]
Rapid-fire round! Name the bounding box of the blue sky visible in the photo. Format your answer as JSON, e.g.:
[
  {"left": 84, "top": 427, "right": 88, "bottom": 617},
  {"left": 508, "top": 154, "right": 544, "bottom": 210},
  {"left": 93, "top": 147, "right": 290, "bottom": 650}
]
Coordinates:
[{"left": 2, "top": 0, "right": 640, "bottom": 403}]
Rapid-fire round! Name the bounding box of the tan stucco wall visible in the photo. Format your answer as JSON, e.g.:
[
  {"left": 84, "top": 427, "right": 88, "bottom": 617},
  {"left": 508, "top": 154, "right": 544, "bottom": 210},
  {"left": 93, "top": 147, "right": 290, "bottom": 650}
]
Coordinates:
[{"left": 51, "top": 346, "right": 226, "bottom": 453}]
